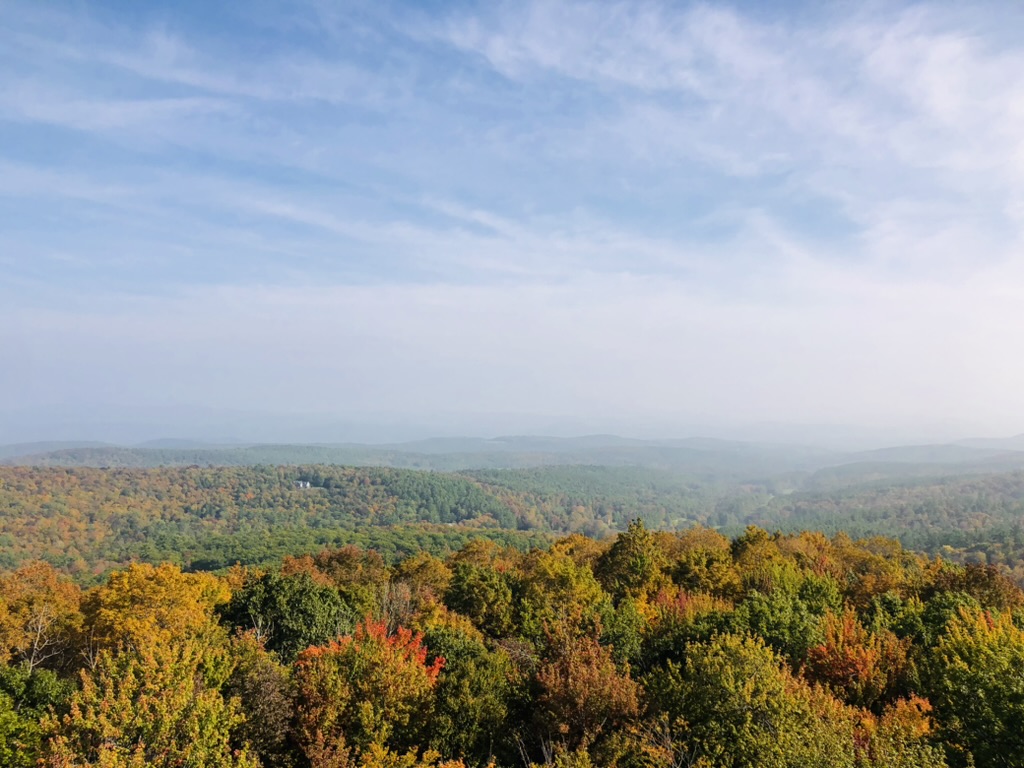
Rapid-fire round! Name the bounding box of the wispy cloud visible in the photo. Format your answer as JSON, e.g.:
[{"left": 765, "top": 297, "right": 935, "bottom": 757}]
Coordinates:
[{"left": 437, "top": 1, "right": 1024, "bottom": 274}]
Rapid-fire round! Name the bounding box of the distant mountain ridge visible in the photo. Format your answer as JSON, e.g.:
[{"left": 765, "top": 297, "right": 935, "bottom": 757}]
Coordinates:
[
  {"left": 841, "top": 443, "right": 1024, "bottom": 465},
  {"left": 954, "top": 434, "right": 1024, "bottom": 451},
  {"left": 5, "top": 435, "right": 1024, "bottom": 489},
  {"left": 0, "top": 441, "right": 109, "bottom": 460}
]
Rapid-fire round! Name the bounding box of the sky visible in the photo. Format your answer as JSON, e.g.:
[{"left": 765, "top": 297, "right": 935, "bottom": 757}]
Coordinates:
[{"left": 3, "top": 0, "right": 1024, "bottom": 444}]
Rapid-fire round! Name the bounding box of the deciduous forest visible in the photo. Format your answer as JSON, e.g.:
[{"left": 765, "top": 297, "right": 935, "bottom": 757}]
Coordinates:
[
  {"left": 2, "top": 521, "right": 1023, "bottom": 767},
  {"left": 2, "top": 465, "right": 1024, "bottom": 581}
]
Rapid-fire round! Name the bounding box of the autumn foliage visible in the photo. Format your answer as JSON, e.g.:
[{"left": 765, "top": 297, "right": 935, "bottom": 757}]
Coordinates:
[
  {"left": 803, "top": 607, "right": 909, "bottom": 708},
  {"left": 295, "top": 620, "right": 444, "bottom": 766},
  {"left": 0, "top": 519, "right": 1022, "bottom": 767}
]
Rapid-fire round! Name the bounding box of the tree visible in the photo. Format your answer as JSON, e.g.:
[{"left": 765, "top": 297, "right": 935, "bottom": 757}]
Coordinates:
[
  {"left": 224, "top": 631, "right": 299, "bottom": 768},
  {"left": 534, "top": 631, "right": 639, "bottom": 753},
  {"left": 286, "top": 547, "right": 390, "bottom": 617},
  {"left": 445, "top": 564, "right": 516, "bottom": 638},
  {"left": 0, "top": 689, "right": 40, "bottom": 768},
  {"left": 0, "top": 561, "right": 82, "bottom": 671},
  {"left": 731, "top": 528, "right": 802, "bottom": 597},
  {"left": 645, "top": 633, "right": 856, "bottom": 768},
  {"left": 82, "top": 562, "right": 228, "bottom": 656},
  {"left": 221, "top": 571, "right": 354, "bottom": 662},
  {"left": 595, "top": 520, "right": 667, "bottom": 603},
  {"left": 929, "top": 563, "right": 1024, "bottom": 612},
  {"left": 393, "top": 553, "right": 453, "bottom": 607},
  {"left": 729, "top": 589, "right": 819, "bottom": 663},
  {"left": 925, "top": 607, "right": 1024, "bottom": 767},
  {"left": 669, "top": 547, "right": 742, "bottom": 601},
  {"left": 601, "top": 596, "right": 645, "bottom": 666},
  {"left": 354, "top": 744, "right": 471, "bottom": 768},
  {"left": 641, "top": 588, "right": 732, "bottom": 669},
  {"left": 0, "top": 665, "right": 73, "bottom": 768},
  {"left": 917, "top": 591, "right": 981, "bottom": 647},
  {"left": 424, "top": 625, "right": 519, "bottom": 766},
  {"left": 803, "top": 608, "right": 909, "bottom": 710},
  {"left": 294, "top": 620, "right": 444, "bottom": 767},
  {"left": 856, "top": 697, "right": 947, "bottom": 768},
  {"left": 43, "top": 637, "right": 256, "bottom": 768},
  {"left": 517, "top": 550, "right": 611, "bottom": 642}
]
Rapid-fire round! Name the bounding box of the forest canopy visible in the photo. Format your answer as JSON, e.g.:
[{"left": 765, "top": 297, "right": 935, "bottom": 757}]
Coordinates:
[
  {"left": 1, "top": 465, "right": 1024, "bottom": 582},
  {"left": 2, "top": 523, "right": 1023, "bottom": 767}
]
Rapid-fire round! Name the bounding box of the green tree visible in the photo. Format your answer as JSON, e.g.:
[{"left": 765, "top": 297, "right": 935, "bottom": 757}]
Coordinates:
[
  {"left": 0, "top": 665, "right": 73, "bottom": 768},
  {"left": 445, "top": 563, "right": 516, "bottom": 638},
  {"left": 645, "top": 633, "right": 855, "bottom": 768},
  {"left": 729, "top": 589, "right": 820, "bottom": 663},
  {"left": 601, "top": 595, "right": 645, "bottom": 666},
  {"left": 917, "top": 591, "right": 981, "bottom": 647},
  {"left": 641, "top": 589, "right": 732, "bottom": 668},
  {"left": 0, "top": 689, "right": 40, "bottom": 768},
  {"left": 424, "top": 626, "right": 519, "bottom": 766},
  {"left": 595, "top": 519, "right": 667, "bottom": 603},
  {"left": 221, "top": 571, "right": 354, "bottom": 662},
  {"left": 224, "top": 632, "right": 299, "bottom": 768},
  {"left": 925, "top": 608, "right": 1024, "bottom": 767}
]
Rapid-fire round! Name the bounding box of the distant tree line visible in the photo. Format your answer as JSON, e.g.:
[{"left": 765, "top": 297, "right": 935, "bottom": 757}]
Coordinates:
[{"left": 3, "top": 465, "right": 1024, "bottom": 582}]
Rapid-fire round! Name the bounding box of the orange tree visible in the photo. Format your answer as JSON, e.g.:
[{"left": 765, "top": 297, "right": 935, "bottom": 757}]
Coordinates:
[
  {"left": 534, "top": 629, "right": 640, "bottom": 754},
  {"left": 294, "top": 620, "right": 444, "bottom": 767}
]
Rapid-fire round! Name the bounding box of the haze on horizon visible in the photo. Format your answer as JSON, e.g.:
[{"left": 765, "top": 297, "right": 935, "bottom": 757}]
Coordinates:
[{"left": 3, "top": 1, "right": 1024, "bottom": 447}]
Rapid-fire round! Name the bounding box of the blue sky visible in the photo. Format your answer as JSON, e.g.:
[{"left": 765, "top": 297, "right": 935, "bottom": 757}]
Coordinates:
[{"left": 3, "top": 0, "right": 1024, "bottom": 443}]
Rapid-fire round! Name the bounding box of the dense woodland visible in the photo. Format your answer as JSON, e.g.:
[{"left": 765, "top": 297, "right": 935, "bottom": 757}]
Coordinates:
[
  {"left": 3, "top": 465, "right": 1024, "bottom": 582},
  {"left": 1, "top": 522, "right": 1023, "bottom": 767},
  {"left": 0, "top": 466, "right": 543, "bottom": 578}
]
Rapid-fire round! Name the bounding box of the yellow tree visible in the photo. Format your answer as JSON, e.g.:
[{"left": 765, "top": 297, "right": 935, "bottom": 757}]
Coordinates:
[
  {"left": 0, "top": 561, "right": 83, "bottom": 671},
  {"left": 81, "top": 562, "right": 229, "bottom": 657},
  {"left": 518, "top": 550, "right": 611, "bottom": 640},
  {"left": 926, "top": 608, "right": 1024, "bottom": 766},
  {"left": 855, "top": 697, "right": 947, "bottom": 768},
  {"left": 43, "top": 637, "right": 257, "bottom": 768}
]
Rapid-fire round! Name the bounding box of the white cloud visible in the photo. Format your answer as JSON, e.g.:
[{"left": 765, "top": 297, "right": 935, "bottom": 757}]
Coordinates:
[{"left": 438, "top": 0, "right": 1024, "bottom": 272}]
